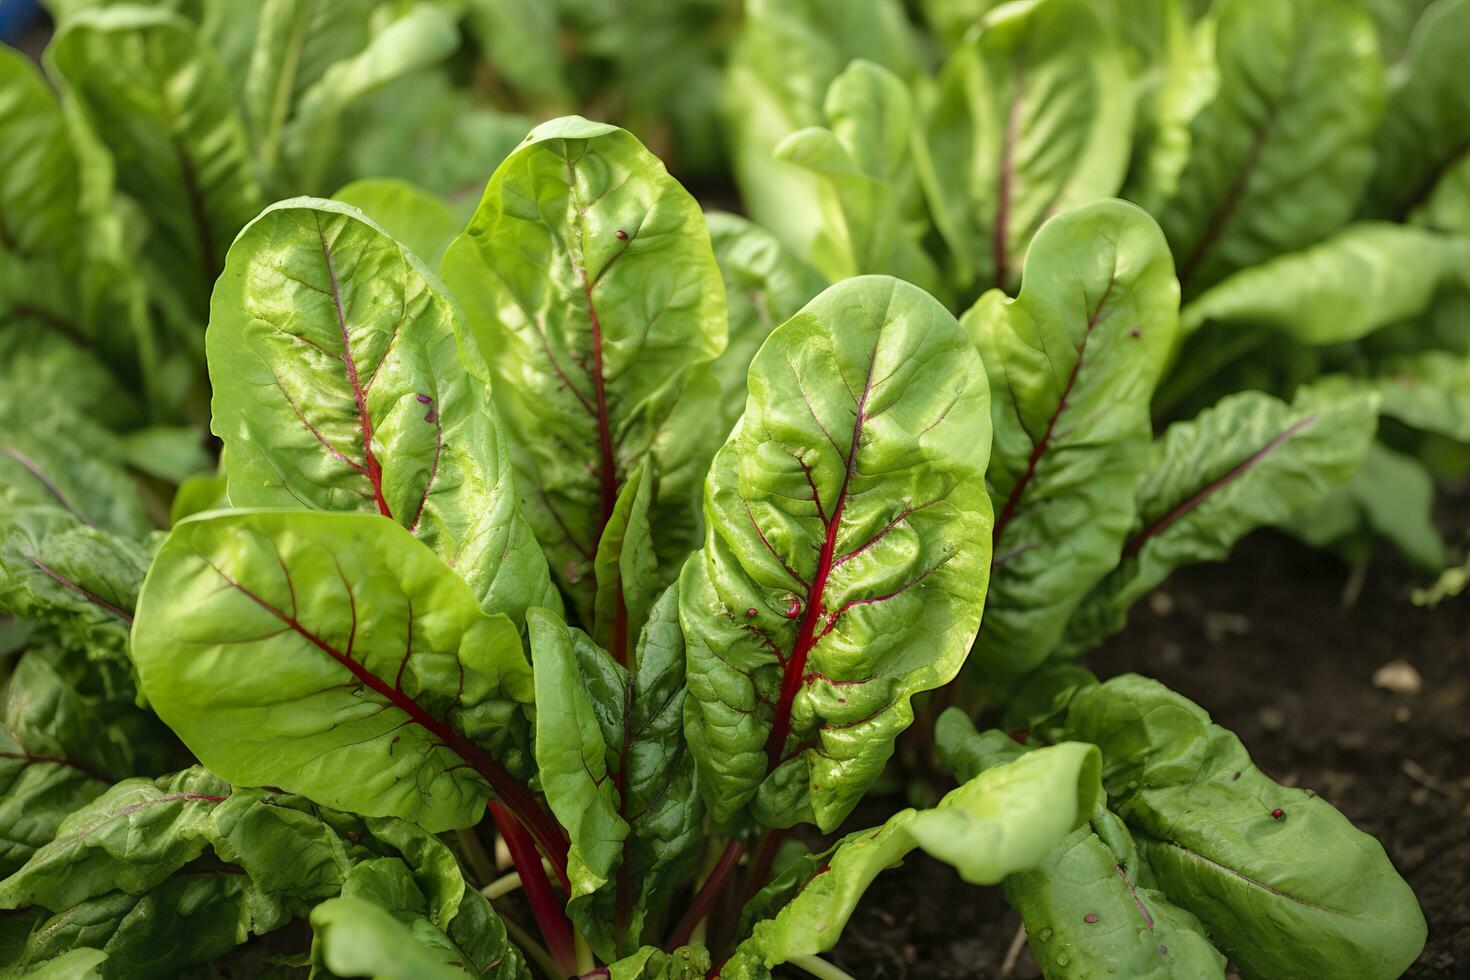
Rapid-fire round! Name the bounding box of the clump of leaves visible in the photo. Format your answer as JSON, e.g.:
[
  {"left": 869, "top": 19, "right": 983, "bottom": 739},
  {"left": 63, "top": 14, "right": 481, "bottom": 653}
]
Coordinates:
[
  {"left": 0, "top": 5, "right": 1438, "bottom": 979},
  {"left": 725, "top": 0, "right": 1470, "bottom": 574}
]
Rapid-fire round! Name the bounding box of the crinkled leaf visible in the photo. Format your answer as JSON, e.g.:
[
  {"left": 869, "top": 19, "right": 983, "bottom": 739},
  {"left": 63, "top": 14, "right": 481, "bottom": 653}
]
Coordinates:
[
  {"left": 1061, "top": 385, "right": 1377, "bottom": 655},
  {"left": 441, "top": 117, "right": 727, "bottom": 622},
  {"left": 280, "top": 4, "right": 459, "bottom": 194},
  {"left": 1179, "top": 223, "right": 1470, "bottom": 344},
  {"left": 704, "top": 212, "right": 828, "bottom": 437},
  {"left": 0, "top": 390, "right": 150, "bottom": 539},
  {"left": 1363, "top": 0, "right": 1470, "bottom": 224},
  {"left": 1158, "top": 0, "right": 1384, "bottom": 295},
  {"left": 721, "top": 743, "right": 1100, "bottom": 978},
  {"left": 0, "top": 768, "right": 463, "bottom": 979},
  {"left": 0, "top": 507, "right": 150, "bottom": 656},
  {"left": 0, "top": 659, "right": 110, "bottom": 877},
  {"left": 922, "top": 0, "right": 1134, "bottom": 293},
  {"left": 208, "top": 198, "right": 555, "bottom": 623},
  {"left": 529, "top": 586, "right": 701, "bottom": 958},
  {"left": 0, "top": 768, "right": 230, "bottom": 912},
  {"left": 1063, "top": 674, "right": 1427, "bottom": 980},
  {"left": 774, "top": 60, "right": 940, "bottom": 295},
  {"left": 47, "top": 6, "right": 264, "bottom": 324},
  {"left": 723, "top": 0, "right": 920, "bottom": 259},
  {"left": 681, "top": 275, "right": 991, "bottom": 832},
  {"left": 131, "top": 510, "right": 535, "bottom": 833},
  {"left": 333, "top": 178, "right": 461, "bottom": 270},
  {"left": 965, "top": 201, "right": 1178, "bottom": 693},
  {"left": 311, "top": 857, "right": 528, "bottom": 980}
]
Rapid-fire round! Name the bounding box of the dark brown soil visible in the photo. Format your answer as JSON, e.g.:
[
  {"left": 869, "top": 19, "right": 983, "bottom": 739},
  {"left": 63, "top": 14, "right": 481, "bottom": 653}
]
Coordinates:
[{"left": 822, "top": 531, "right": 1470, "bottom": 979}]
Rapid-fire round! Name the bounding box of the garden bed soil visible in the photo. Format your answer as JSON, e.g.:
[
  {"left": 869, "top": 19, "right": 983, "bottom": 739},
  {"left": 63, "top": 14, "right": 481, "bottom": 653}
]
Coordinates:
[{"left": 822, "top": 531, "right": 1470, "bottom": 979}]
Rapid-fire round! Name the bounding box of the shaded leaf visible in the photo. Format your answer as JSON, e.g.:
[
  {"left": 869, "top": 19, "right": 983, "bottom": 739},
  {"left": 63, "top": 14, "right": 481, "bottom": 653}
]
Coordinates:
[
  {"left": 922, "top": 0, "right": 1134, "bottom": 293},
  {"left": 1158, "top": 0, "right": 1384, "bottom": 295}
]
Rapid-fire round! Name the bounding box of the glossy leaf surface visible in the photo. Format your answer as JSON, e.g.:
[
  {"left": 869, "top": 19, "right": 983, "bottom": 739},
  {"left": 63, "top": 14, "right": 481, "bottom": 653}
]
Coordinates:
[
  {"left": 1064, "top": 675, "right": 1427, "bottom": 980},
  {"left": 966, "top": 201, "right": 1177, "bottom": 693},
  {"left": 681, "top": 275, "right": 991, "bottom": 831},
  {"left": 441, "top": 117, "right": 726, "bottom": 620},
  {"left": 208, "top": 198, "right": 555, "bottom": 623},
  {"left": 529, "top": 588, "right": 701, "bottom": 958},
  {"left": 131, "top": 510, "right": 535, "bottom": 834}
]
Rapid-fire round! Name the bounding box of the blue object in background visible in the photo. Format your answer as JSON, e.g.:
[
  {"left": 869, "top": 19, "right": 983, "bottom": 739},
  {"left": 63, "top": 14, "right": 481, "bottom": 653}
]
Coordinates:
[{"left": 0, "top": 0, "right": 43, "bottom": 44}]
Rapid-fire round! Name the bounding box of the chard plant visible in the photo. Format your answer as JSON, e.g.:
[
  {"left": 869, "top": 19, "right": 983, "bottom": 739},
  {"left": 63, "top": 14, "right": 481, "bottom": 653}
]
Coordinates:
[
  {"left": 0, "top": 4, "right": 1444, "bottom": 979},
  {"left": 0, "top": 110, "right": 1427, "bottom": 978}
]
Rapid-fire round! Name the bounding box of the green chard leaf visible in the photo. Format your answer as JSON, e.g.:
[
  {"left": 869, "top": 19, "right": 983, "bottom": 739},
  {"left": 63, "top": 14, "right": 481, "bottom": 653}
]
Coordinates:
[
  {"left": 0, "top": 391, "right": 156, "bottom": 654},
  {"left": 721, "top": 742, "right": 1101, "bottom": 978},
  {"left": 935, "top": 711, "right": 1226, "bottom": 980},
  {"left": 208, "top": 198, "right": 556, "bottom": 624},
  {"left": 921, "top": 0, "right": 1134, "bottom": 294},
  {"left": 774, "top": 59, "right": 941, "bottom": 295},
  {"left": 1063, "top": 675, "right": 1427, "bottom": 980},
  {"left": 1288, "top": 439, "right": 1447, "bottom": 571},
  {"left": 965, "top": 201, "right": 1178, "bottom": 694},
  {"left": 0, "top": 767, "right": 485, "bottom": 979},
  {"left": 723, "top": 0, "right": 920, "bottom": 260},
  {"left": 1158, "top": 0, "right": 1385, "bottom": 296},
  {"left": 47, "top": 6, "right": 265, "bottom": 327},
  {"left": 0, "top": 647, "right": 175, "bottom": 877},
  {"left": 441, "top": 117, "right": 727, "bottom": 624},
  {"left": 528, "top": 587, "right": 702, "bottom": 960},
  {"left": 680, "top": 275, "right": 992, "bottom": 832},
  {"left": 1369, "top": 349, "right": 1470, "bottom": 441},
  {"left": 1061, "top": 384, "right": 1378, "bottom": 655},
  {"left": 1179, "top": 223, "right": 1470, "bottom": 345},
  {"left": 1362, "top": 0, "right": 1470, "bottom": 226},
  {"left": 606, "top": 945, "right": 710, "bottom": 980},
  {"left": 1006, "top": 825, "right": 1227, "bottom": 980},
  {"left": 1117, "top": 0, "right": 1219, "bottom": 216},
  {"left": 130, "top": 510, "right": 546, "bottom": 837},
  {"left": 704, "top": 212, "right": 828, "bottom": 439},
  {"left": 311, "top": 857, "right": 529, "bottom": 980}
]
